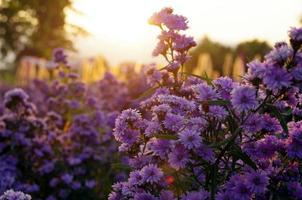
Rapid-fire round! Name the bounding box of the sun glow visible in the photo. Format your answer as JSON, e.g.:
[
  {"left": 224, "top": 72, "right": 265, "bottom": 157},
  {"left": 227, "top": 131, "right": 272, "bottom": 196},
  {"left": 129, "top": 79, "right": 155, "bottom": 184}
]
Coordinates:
[{"left": 67, "top": 0, "right": 302, "bottom": 65}]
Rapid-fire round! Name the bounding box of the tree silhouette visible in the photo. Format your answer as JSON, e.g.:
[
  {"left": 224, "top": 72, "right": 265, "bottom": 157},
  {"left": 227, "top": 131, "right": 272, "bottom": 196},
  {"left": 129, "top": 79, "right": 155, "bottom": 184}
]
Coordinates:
[{"left": 0, "top": 0, "right": 86, "bottom": 63}]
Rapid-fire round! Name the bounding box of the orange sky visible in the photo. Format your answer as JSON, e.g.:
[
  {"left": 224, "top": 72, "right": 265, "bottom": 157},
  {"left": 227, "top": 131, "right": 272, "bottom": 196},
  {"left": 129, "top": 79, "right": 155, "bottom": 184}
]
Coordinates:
[{"left": 67, "top": 0, "right": 302, "bottom": 65}]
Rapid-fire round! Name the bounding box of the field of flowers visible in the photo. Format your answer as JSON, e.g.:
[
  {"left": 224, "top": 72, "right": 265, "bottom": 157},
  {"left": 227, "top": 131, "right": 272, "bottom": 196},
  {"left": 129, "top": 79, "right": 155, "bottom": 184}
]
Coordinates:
[{"left": 1, "top": 7, "right": 302, "bottom": 200}]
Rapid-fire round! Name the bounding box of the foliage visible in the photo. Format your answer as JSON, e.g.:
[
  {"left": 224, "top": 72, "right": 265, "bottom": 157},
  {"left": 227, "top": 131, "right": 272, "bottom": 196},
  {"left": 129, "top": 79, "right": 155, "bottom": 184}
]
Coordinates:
[{"left": 0, "top": 0, "right": 86, "bottom": 63}]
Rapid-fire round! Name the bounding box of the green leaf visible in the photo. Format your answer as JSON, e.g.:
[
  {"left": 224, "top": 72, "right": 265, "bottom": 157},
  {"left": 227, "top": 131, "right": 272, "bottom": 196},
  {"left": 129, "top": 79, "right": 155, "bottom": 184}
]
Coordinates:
[
  {"left": 135, "top": 86, "right": 159, "bottom": 101},
  {"left": 206, "top": 100, "right": 231, "bottom": 106},
  {"left": 111, "top": 163, "right": 131, "bottom": 171},
  {"left": 231, "top": 144, "right": 258, "bottom": 170},
  {"left": 154, "top": 134, "right": 178, "bottom": 140},
  {"left": 267, "top": 104, "right": 288, "bottom": 133},
  {"left": 210, "top": 164, "right": 218, "bottom": 199},
  {"left": 182, "top": 72, "right": 213, "bottom": 86}
]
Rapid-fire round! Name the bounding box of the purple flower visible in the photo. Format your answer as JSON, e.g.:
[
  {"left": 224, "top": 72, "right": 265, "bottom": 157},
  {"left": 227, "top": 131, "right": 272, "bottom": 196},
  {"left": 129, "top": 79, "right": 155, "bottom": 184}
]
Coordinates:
[
  {"left": 261, "top": 114, "right": 282, "bottom": 133},
  {"left": 128, "top": 170, "right": 143, "bottom": 186},
  {"left": 163, "top": 113, "right": 184, "bottom": 132},
  {"left": 163, "top": 14, "right": 188, "bottom": 31},
  {"left": 246, "top": 60, "right": 266, "bottom": 80},
  {"left": 232, "top": 182, "right": 251, "bottom": 200},
  {"left": 152, "top": 41, "right": 168, "bottom": 57},
  {"left": 61, "top": 173, "right": 73, "bottom": 184},
  {"left": 287, "top": 181, "right": 302, "bottom": 199},
  {"left": 242, "top": 114, "right": 263, "bottom": 133},
  {"left": 0, "top": 190, "right": 31, "bottom": 200},
  {"left": 148, "top": 7, "right": 173, "bottom": 26},
  {"left": 114, "top": 109, "right": 142, "bottom": 146},
  {"left": 231, "top": 85, "right": 257, "bottom": 112},
  {"left": 178, "top": 129, "right": 201, "bottom": 150},
  {"left": 208, "top": 106, "right": 228, "bottom": 120},
  {"left": 216, "top": 192, "right": 232, "bottom": 200},
  {"left": 173, "top": 35, "right": 196, "bottom": 52},
  {"left": 4, "top": 89, "right": 29, "bottom": 111},
  {"left": 168, "top": 144, "right": 189, "bottom": 170},
  {"left": 263, "top": 67, "right": 292, "bottom": 90},
  {"left": 181, "top": 190, "right": 209, "bottom": 200},
  {"left": 213, "top": 77, "right": 235, "bottom": 99},
  {"left": 148, "top": 138, "right": 171, "bottom": 159},
  {"left": 246, "top": 171, "right": 268, "bottom": 194},
  {"left": 286, "top": 126, "right": 302, "bottom": 159},
  {"left": 265, "top": 43, "right": 293, "bottom": 64},
  {"left": 140, "top": 164, "right": 163, "bottom": 184},
  {"left": 85, "top": 180, "right": 96, "bottom": 189},
  {"left": 289, "top": 27, "right": 302, "bottom": 44},
  {"left": 159, "top": 190, "right": 175, "bottom": 200},
  {"left": 134, "top": 193, "right": 158, "bottom": 200},
  {"left": 53, "top": 48, "right": 67, "bottom": 64},
  {"left": 193, "top": 83, "right": 217, "bottom": 101}
]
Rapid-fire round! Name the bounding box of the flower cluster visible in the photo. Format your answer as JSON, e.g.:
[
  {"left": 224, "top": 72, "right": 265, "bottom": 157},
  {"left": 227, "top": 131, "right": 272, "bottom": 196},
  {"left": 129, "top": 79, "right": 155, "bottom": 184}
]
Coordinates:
[
  {"left": 0, "top": 190, "right": 31, "bottom": 200},
  {"left": 0, "top": 51, "right": 131, "bottom": 199},
  {"left": 110, "top": 8, "right": 302, "bottom": 200},
  {"left": 149, "top": 7, "right": 196, "bottom": 74}
]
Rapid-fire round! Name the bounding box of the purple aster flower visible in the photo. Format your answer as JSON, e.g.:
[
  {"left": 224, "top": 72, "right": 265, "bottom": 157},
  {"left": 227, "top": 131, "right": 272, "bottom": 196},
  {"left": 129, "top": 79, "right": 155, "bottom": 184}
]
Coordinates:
[
  {"left": 148, "top": 7, "right": 173, "bottom": 26},
  {"left": 265, "top": 43, "right": 293, "bottom": 64},
  {"left": 152, "top": 41, "right": 168, "bottom": 57},
  {"left": 4, "top": 88, "right": 29, "bottom": 111},
  {"left": 144, "top": 64, "right": 163, "bottom": 86},
  {"left": 216, "top": 191, "right": 232, "bottom": 200},
  {"left": 128, "top": 170, "right": 143, "bottom": 186},
  {"left": 134, "top": 192, "right": 158, "bottom": 200},
  {"left": 163, "top": 14, "right": 188, "bottom": 31},
  {"left": 181, "top": 190, "right": 209, "bottom": 200},
  {"left": 114, "top": 109, "right": 142, "bottom": 146},
  {"left": 243, "top": 114, "right": 263, "bottom": 134},
  {"left": 207, "top": 106, "right": 228, "bottom": 120},
  {"left": 286, "top": 127, "right": 302, "bottom": 159},
  {"left": 213, "top": 76, "right": 235, "bottom": 100},
  {"left": 163, "top": 113, "right": 184, "bottom": 132},
  {"left": 263, "top": 67, "right": 292, "bottom": 90},
  {"left": 187, "top": 117, "right": 208, "bottom": 132},
  {"left": 287, "top": 181, "right": 302, "bottom": 199},
  {"left": 140, "top": 164, "right": 163, "bottom": 184},
  {"left": 232, "top": 182, "right": 252, "bottom": 200},
  {"left": 159, "top": 190, "right": 175, "bottom": 200},
  {"left": 166, "top": 61, "right": 180, "bottom": 72},
  {"left": 246, "top": 171, "right": 268, "bottom": 194},
  {"left": 0, "top": 190, "right": 31, "bottom": 200},
  {"left": 289, "top": 27, "right": 302, "bottom": 44},
  {"left": 178, "top": 129, "right": 202, "bottom": 150},
  {"left": 168, "top": 144, "right": 189, "bottom": 170},
  {"left": 61, "top": 173, "right": 73, "bottom": 184},
  {"left": 291, "top": 64, "right": 302, "bottom": 81},
  {"left": 231, "top": 85, "right": 257, "bottom": 112},
  {"left": 53, "top": 48, "right": 67, "bottom": 64},
  {"left": 145, "top": 121, "right": 161, "bottom": 137},
  {"left": 195, "top": 144, "right": 214, "bottom": 163},
  {"left": 85, "top": 180, "right": 96, "bottom": 189},
  {"left": 256, "top": 135, "right": 282, "bottom": 159},
  {"left": 193, "top": 83, "right": 217, "bottom": 101},
  {"left": 261, "top": 114, "right": 282, "bottom": 133},
  {"left": 246, "top": 60, "right": 266, "bottom": 80},
  {"left": 147, "top": 138, "right": 171, "bottom": 159},
  {"left": 173, "top": 35, "right": 196, "bottom": 52},
  {"left": 157, "top": 95, "right": 195, "bottom": 112},
  {"left": 108, "top": 192, "right": 122, "bottom": 200}
]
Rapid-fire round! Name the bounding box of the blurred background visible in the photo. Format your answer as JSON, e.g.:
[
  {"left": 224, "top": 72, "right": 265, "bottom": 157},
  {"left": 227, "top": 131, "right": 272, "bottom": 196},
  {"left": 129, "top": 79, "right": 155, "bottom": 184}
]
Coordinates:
[{"left": 0, "top": 0, "right": 301, "bottom": 84}]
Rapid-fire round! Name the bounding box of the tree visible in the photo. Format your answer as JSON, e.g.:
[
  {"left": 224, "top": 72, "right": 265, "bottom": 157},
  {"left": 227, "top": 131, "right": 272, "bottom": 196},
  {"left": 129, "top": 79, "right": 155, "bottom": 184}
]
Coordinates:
[
  {"left": 185, "top": 36, "right": 232, "bottom": 75},
  {"left": 235, "top": 39, "right": 271, "bottom": 63},
  {"left": 0, "top": 0, "right": 86, "bottom": 63}
]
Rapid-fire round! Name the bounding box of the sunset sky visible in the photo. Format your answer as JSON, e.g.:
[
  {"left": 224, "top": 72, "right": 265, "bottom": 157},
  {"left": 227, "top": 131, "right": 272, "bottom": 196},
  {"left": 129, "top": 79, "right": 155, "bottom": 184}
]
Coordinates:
[{"left": 67, "top": 0, "right": 302, "bottom": 65}]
